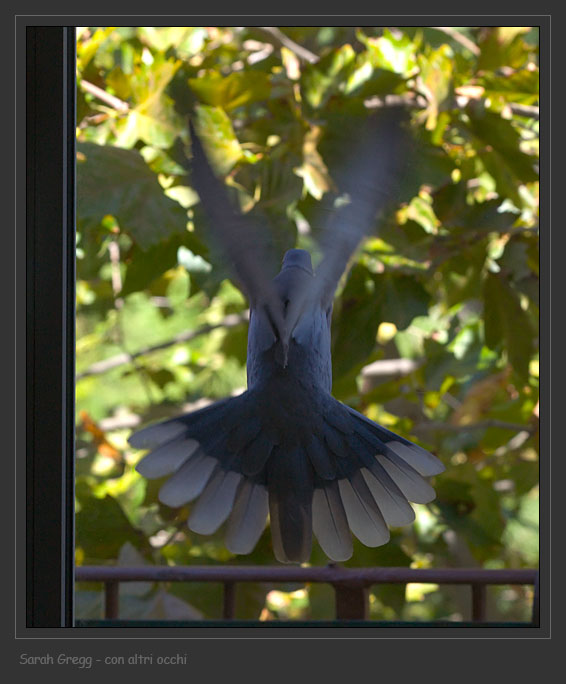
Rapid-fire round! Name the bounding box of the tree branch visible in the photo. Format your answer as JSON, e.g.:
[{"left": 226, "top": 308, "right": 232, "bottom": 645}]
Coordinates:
[
  {"left": 508, "top": 103, "right": 539, "bottom": 120},
  {"left": 361, "top": 357, "right": 421, "bottom": 378},
  {"left": 412, "top": 419, "right": 537, "bottom": 435},
  {"left": 430, "top": 27, "right": 481, "bottom": 56},
  {"left": 76, "top": 312, "right": 249, "bottom": 380},
  {"left": 254, "top": 27, "right": 319, "bottom": 64},
  {"left": 364, "top": 91, "right": 539, "bottom": 121},
  {"left": 79, "top": 78, "right": 130, "bottom": 113}
]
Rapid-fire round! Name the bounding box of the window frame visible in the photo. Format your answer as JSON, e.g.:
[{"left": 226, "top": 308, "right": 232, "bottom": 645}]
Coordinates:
[{"left": 26, "top": 25, "right": 76, "bottom": 628}]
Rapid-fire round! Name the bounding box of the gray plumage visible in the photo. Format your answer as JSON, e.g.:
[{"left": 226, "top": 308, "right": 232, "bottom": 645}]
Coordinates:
[{"left": 131, "top": 111, "right": 445, "bottom": 563}]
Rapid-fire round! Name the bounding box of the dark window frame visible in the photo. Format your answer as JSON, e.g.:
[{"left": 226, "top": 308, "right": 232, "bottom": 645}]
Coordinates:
[{"left": 26, "top": 25, "right": 76, "bottom": 628}]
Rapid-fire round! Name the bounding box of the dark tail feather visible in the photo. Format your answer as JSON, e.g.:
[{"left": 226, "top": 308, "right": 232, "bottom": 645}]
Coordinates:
[
  {"left": 346, "top": 405, "right": 445, "bottom": 476},
  {"left": 157, "top": 449, "right": 218, "bottom": 507},
  {"left": 225, "top": 480, "right": 269, "bottom": 554},
  {"left": 135, "top": 436, "right": 199, "bottom": 479},
  {"left": 306, "top": 433, "right": 337, "bottom": 480},
  {"left": 312, "top": 478, "right": 352, "bottom": 561},
  {"left": 129, "top": 398, "right": 233, "bottom": 450},
  {"left": 240, "top": 431, "right": 275, "bottom": 476},
  {"left": 337, "top": 467, "right": 390, "bottom": 547},
  {"left": 188, "top": 467, "right": 243, "bottom": 535},
  {"left": 267, "top": 446, "right": 314, "bottom": 563}
]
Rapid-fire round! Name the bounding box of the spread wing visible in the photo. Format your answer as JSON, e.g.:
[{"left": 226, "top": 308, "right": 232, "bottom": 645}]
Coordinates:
[
  {"left": 188, "top": 119, "right": 286, "bottom": 344},
  {"left": 284, "top": 108, "right": 409, "bottom": 337},
  {"left": 313, "top": 108, "right": 408, "bottom": 308}
]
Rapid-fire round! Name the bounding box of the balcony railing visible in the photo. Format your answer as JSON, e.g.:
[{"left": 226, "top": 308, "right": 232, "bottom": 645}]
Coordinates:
[{"left": 75, "top": 565, "right": 539, "bottom": 626}]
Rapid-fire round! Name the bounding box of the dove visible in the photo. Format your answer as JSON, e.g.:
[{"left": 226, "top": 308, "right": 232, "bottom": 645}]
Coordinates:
[{"left": 130, "top": 109, "right": 445, "bottom": 563}]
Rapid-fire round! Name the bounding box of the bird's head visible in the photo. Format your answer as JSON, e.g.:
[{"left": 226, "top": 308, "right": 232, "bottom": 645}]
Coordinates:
[{"left": 281, "top": 249, "right": 313, "bottom": 275}]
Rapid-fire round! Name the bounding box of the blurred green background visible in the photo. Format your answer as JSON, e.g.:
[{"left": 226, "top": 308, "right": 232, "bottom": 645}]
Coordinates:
[{"left": 74, "top": 26, "right": 539, "bottom": 622}]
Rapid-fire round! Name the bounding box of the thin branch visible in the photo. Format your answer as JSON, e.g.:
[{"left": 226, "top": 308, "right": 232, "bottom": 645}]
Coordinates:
[
  {"left": 79, "top": 78, "right": 130, "bottom": 113},
  {"left": 508, "top": 103, "right": 539, "bottom": 120},
  {"left": 76, "top": 312, "right": 249, "bottom": 380},
  {"left": 361, "top": 358, "right": 421, "bottom": 378},
  {"left": 507, "top": 224, "right": 539, "bottom": 236},
  {"left": 99, "top": 414, "right": 141, "bottom": 431},
  {"left": 255, "top": 26, "right": 319, "bottom": 64},
  {"left": 430, "top": 27, "right": 481, "bottom": 56},
  {"left": 413, "top": 419, "right": 537, "bottom": 435},
  {"left": 364, "top": 91, "right": 539, "bottom": 121},
  {"left": 493, "top": 429, "right": 533, "bottom": 457},
  {"left": 364, "top": 92, "right": 428, "bottom": 111}
]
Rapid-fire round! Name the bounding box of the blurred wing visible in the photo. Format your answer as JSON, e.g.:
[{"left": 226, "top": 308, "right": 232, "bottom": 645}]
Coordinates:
[
  {"left": 314, "top": 108, "right": 408, "bottom": 308},
  {"left": 284, "top": 108, "right": 408, "bottom": 340},
  {"left": 188, "top": 118, "right": 285, "bottom": 341}
]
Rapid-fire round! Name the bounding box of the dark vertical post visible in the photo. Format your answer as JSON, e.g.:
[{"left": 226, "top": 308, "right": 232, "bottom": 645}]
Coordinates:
[
  {"left": 104, "top": 581, "right": 120, "bottom": 619},
  {"left": 222, "top": 582, "right": 237, "bottom": 620},
  {"left": 26, "top": 26, "right": 76, "bottom": 627},
  {"left": 471, "top": 583, "right": 487, "bottom": 622},
  {"left": 334, "top": 584, "right": 369, "bottom": 620},
  {"left": 532, "top": 571, "right": 540, "bottom": 626}
]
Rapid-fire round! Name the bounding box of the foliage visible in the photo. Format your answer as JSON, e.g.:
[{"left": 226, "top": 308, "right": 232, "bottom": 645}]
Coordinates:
[{"left": 75, "top": 25, "right": 539, "bottom": 623}]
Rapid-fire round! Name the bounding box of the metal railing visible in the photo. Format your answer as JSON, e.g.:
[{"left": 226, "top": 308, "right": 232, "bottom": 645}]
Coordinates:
[{"left": 76, "top": 565, "right": 539, "bottom": 625}]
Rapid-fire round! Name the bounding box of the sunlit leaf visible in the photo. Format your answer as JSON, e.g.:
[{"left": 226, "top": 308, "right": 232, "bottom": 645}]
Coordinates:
[
  {"left": 193, "top": 104, "right": 244, "bottom": 174},
  {"left": 189, "top": 70, "right": 271, "bottom": 111}
]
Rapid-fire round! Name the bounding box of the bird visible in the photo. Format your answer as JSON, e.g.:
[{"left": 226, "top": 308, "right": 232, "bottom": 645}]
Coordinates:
[{"left": 129, "top": 108, "right": 445, "bottom": 563}]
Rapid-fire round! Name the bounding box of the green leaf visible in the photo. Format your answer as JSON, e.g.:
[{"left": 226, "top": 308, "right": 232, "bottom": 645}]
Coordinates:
[
  {"left": 502, "top": 491, "right": 539, "bottom": 565},
  {"left": 398, "top": 135, "right": 455, "bottom": 204},
  {"left": 483, "top": 272, "right": 533, "bottom": 380},
  {"left": 139, "top": 26, "right": 207, "bottom": 56},
  {"left": 465, "top": 104, "right": 538, "bottom": 186},
  {"left": 406, "top": 195, "right": 440, "bottom": 234},
  {"left": 301, "top": 44, "right": 357, "bottom": 108},
  {"left": 77, "top": 142, "right": 188, "bottom": 249},
  {"left": 438, "top": 239, "right": 488, "bottom": 306},
  {"left": 114, "top": 57, "right": 183, "bottom": 148},
  {"left": 418, "top": 44, "right": 454, "bottom": 130},
  {"left": 189, "top": 70, "right": 272, "bottom": 111},
  {"left": 480, "top": 69, "right": 539, "bottom": 106},
  {"left": 332, "top": 267, "right": 430, "bottom": 378},
  {"left": 434, "top": 186, "right": 517, "bottom": 234},
  {"left": 359, "top": 28, "right": 417, "bottom": 75},
  {"left": 331, "top": 264, "right": 382, "bottom": 378},
  {"left": 75, "top": 482, "right": 148, "bottom": 562},
  {"left": 145, "top": 368, "right": 176, "bottom": 389},
  {"left": 378, "top": 273, "right": 431, "bottom": 330},
  {"left": 121, "top": 232, "right": 206, "bottom": 296},
  {"left": 193, "top": 105, "right": 244, "bottom": 174},
  {"left": 477, "top": 27, "right": 532, "bottom": 71}
]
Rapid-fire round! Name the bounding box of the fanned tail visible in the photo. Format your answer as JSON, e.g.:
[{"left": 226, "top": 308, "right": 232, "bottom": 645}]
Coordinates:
[{"left": 130, "top": 393, "right": 444, "bottom": 563}]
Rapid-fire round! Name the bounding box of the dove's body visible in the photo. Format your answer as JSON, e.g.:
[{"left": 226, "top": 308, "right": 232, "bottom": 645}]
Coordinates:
[
  {"left": 248, "top": 250, "right": 332, "bottom": 391},
  {"left": 131, "top": 112, "right": 444, "bottom": 563},
  {"left": 132, "top": 249, "right": 444, "bottom": 563}
]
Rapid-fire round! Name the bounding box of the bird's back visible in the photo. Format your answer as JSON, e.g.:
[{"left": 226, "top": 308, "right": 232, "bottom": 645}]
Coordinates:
[{"left": 247, "top": 257, "right": 333, "bottom": 393}]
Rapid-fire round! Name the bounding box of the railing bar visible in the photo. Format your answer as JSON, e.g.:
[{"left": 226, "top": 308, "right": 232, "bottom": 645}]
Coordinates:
[
  {"left": 222, "top": 581, "right": 236, "bottom": 620},
  {"left": 81, "top": 569, "right": 539, "bottom": 625},
  {"left": 471, "top": 583, "right": 487, "bottom": 622},
  {"left": 104, "top": 580, "right": 119, "bottom": 620},
  {"left": 76, "top": 566, "right": 538, "bottom": 585},
  {"left": 77, "top": 567, "right": 537, "bottom": 625}
]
